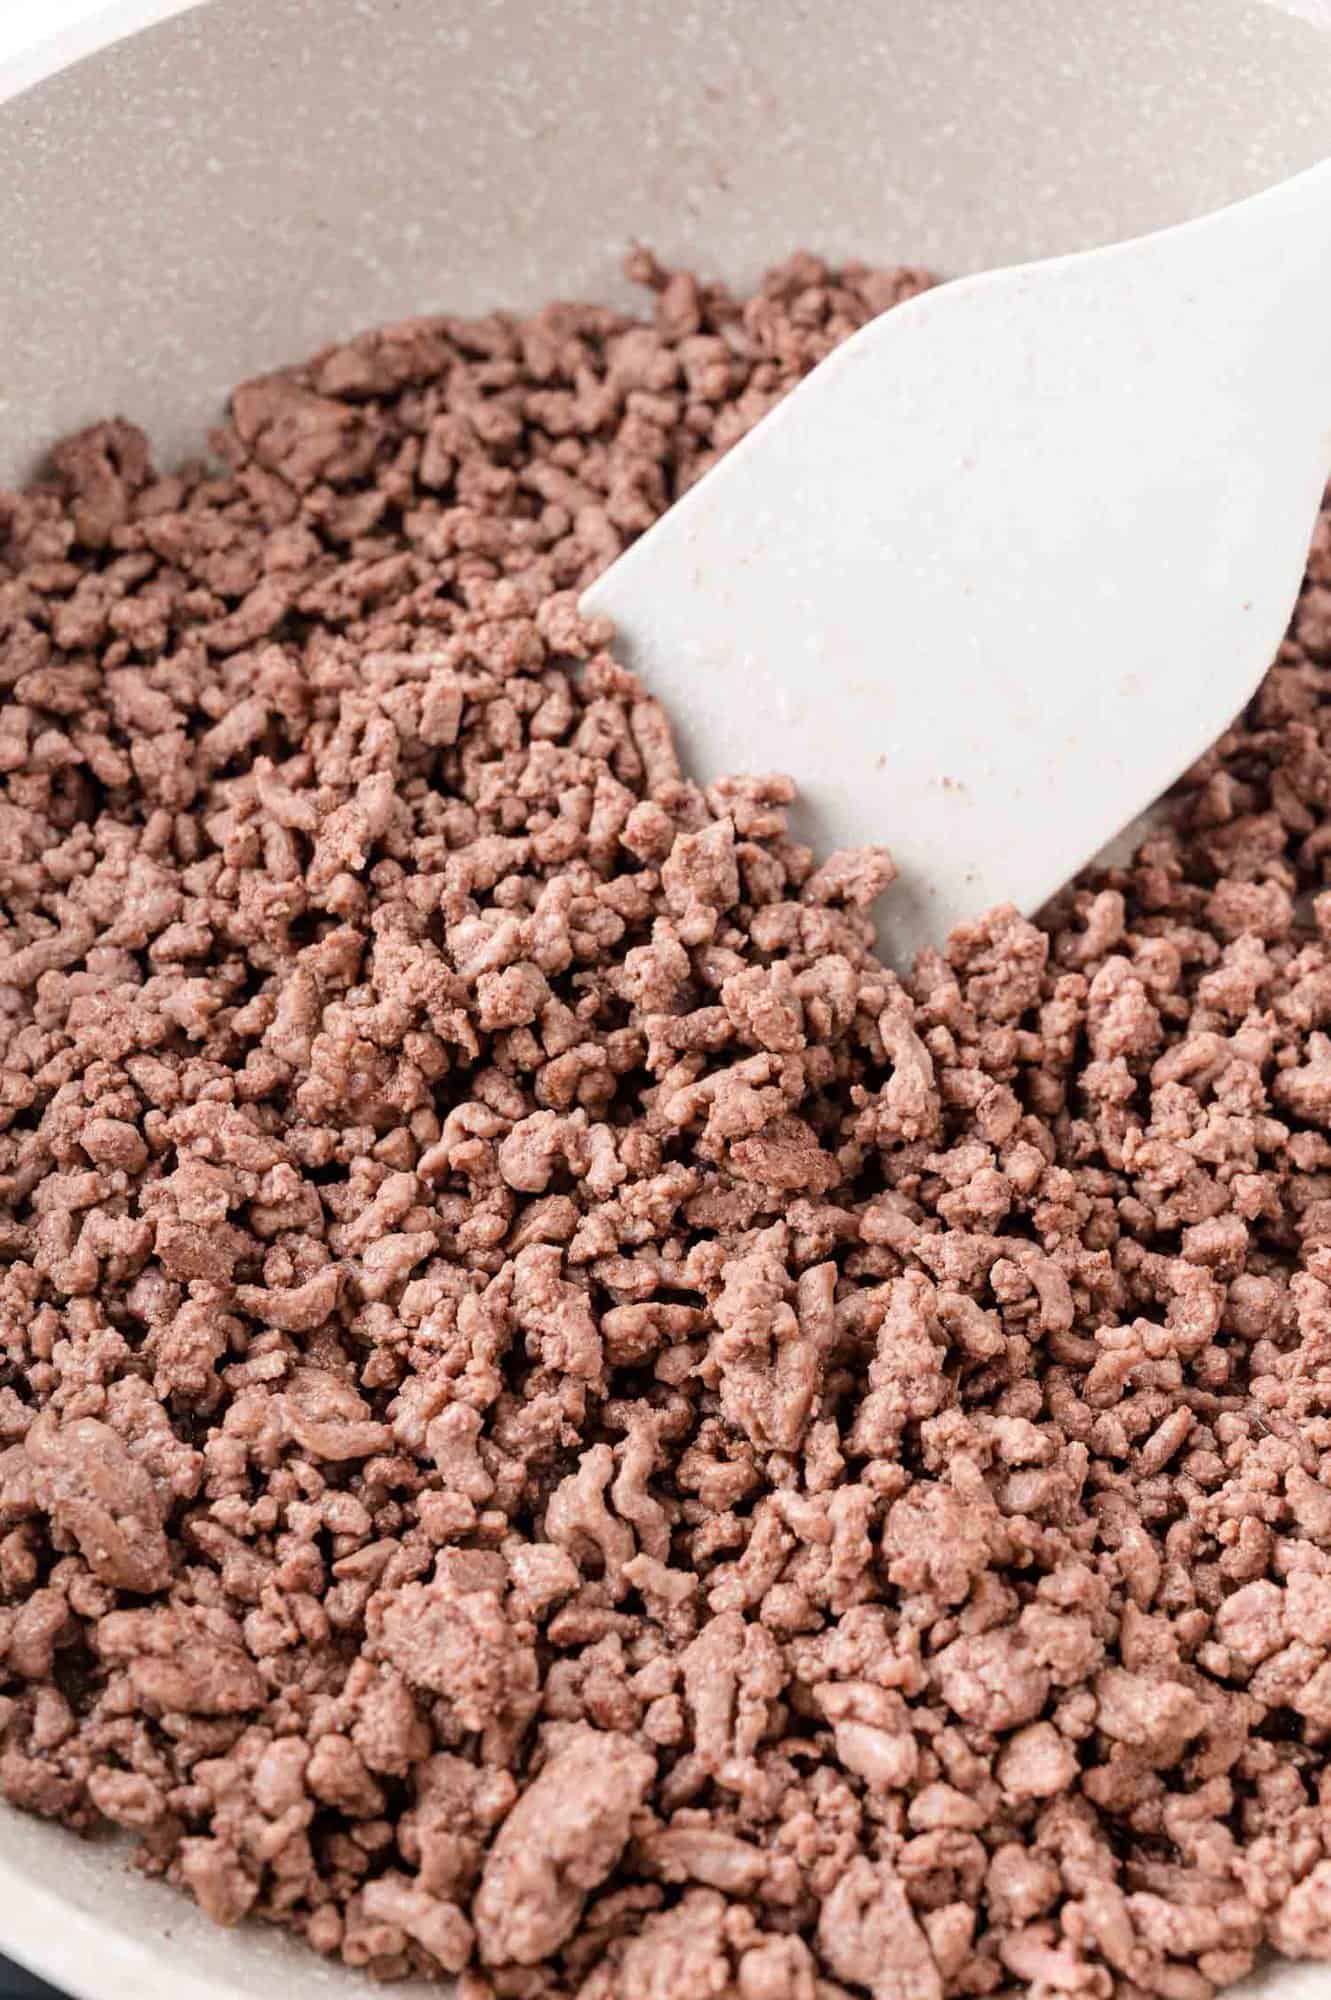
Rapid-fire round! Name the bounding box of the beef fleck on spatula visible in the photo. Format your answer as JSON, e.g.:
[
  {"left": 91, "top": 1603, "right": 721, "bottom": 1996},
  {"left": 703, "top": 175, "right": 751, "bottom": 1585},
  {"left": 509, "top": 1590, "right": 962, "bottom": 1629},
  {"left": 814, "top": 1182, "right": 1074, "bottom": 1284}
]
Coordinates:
[{"left": 584, "top": 160, "right": 1331, "bottom": 968}]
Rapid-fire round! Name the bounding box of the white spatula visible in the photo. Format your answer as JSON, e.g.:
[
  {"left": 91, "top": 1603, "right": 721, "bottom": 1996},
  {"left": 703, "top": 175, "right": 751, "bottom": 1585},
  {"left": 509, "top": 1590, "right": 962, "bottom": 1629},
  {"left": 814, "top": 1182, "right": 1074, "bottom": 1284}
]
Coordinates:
[{"left": 584, "top": 159, "right": 1331, "bottom": 966}]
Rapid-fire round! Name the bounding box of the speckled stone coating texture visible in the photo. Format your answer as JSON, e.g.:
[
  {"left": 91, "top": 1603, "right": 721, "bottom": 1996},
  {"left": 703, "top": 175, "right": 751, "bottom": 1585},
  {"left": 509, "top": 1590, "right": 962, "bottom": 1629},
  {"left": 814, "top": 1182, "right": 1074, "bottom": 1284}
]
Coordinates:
[{"left": 6, "top": 0, "right": 1331, "bottom": 485}]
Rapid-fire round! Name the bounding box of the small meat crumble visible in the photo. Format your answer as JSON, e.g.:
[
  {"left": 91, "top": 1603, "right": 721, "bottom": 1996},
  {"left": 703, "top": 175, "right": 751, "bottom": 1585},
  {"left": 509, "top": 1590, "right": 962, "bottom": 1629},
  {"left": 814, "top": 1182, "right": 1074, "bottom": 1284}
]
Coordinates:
[{"left": 4, "top": 249, "right": 1331, "bottom": 1999}]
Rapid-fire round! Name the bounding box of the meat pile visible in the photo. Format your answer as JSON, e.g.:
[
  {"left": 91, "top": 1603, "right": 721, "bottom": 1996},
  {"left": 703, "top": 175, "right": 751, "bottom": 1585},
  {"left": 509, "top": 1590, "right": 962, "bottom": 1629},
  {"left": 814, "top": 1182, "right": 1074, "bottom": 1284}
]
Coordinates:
[{"left": 4, "top": 249, "right": 1331, "bottom": 2000}]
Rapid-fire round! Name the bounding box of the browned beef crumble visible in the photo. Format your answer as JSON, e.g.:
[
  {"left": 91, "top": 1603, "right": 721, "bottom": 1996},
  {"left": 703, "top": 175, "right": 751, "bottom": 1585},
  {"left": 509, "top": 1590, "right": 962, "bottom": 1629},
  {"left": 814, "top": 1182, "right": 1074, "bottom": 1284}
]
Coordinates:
[{"left": 4, "top": 249, "right": 1331, "bottom": 1998}]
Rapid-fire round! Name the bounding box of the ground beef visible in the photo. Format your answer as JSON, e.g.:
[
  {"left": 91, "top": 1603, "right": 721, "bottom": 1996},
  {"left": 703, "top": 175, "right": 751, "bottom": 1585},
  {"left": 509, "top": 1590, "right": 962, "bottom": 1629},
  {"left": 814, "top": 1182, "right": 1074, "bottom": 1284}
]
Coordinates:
[{"left": 4, "top": 246, "right": 1331, "bottom": 1998}]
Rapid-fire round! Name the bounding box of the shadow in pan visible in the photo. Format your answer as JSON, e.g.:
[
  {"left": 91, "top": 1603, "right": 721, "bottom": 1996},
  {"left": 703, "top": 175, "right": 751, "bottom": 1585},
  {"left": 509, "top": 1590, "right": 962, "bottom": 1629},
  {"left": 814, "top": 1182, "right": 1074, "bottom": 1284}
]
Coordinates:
[{"left": 0, "top": 1964, "right": 60, "bottom": 1999}]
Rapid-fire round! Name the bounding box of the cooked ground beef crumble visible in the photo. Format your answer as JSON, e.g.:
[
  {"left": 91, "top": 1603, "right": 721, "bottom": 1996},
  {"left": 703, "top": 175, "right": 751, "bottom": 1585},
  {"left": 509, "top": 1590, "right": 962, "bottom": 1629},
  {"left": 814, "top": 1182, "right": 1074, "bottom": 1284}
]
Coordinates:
[{"left": 5, "top": 249, "right": 1331, "bottom": 1997}]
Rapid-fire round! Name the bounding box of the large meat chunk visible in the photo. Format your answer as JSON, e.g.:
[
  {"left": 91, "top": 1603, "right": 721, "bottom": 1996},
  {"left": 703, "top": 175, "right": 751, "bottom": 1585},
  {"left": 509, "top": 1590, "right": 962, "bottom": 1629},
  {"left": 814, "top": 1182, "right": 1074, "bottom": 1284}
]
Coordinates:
[{"left": 473, "top": 1729, "right": 655, "bottom": 1965}]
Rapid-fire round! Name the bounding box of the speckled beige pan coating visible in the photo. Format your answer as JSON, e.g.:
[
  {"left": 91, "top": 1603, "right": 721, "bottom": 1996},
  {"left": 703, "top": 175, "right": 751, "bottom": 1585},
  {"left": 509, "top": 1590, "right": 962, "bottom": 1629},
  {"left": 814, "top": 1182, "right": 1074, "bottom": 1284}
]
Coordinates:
[{"left": 4, "top": 0, "right": 1331, "bottom": 488}]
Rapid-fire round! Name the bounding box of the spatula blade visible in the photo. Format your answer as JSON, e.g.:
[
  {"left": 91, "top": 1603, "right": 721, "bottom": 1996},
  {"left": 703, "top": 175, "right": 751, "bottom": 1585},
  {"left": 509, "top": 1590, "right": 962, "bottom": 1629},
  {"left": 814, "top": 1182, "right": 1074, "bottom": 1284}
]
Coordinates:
[{"left": 585, "top": 167, "right": 1331, "bottom": 965}]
